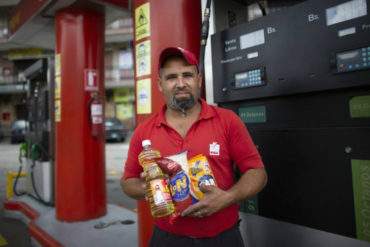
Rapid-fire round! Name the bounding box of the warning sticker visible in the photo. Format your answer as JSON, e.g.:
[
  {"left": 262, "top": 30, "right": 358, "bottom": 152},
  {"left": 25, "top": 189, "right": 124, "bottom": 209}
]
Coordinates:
[
  {"left": 55, "top": 99, "right": 61, "bottom": 122},
  {"left": 136, "top": 78, "right": 151, "bottom": 114},
  {"left": 55, "top": 54, "right": 61, "bottom": 76},
  {"left": 84, "top": 69, "right": 99, "bottom": 91},
  {"left": 136, "top": 40, "right": 151, "bottom": 77},
  {"left": 55, "top": 76, "right": 61, "bottom": 99},
  {"left": 135, "top": 2, "right": 150, "bottom": 41},
  {"left": 91, "top": 104, "right": 103, "bottom": 116}
]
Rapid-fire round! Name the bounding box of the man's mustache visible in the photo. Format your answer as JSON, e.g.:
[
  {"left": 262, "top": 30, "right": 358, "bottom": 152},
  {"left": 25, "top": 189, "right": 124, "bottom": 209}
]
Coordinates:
[{"left": 174, "top": 89, "right": 192, "bottom": 95}]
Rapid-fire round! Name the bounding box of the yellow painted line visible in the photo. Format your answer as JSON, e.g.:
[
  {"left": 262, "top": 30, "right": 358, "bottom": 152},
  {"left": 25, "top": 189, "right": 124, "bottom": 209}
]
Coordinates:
[
  {"left": 107, "top": 170, "right": 120, "bottom": 175},
  {"left": 0, "top": 234, "right": 8, "bottom": 246}
]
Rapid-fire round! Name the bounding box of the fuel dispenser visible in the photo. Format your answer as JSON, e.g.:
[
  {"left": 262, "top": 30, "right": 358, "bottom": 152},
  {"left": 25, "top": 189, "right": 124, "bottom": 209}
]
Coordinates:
[
  {"left": 211, "top": 0, "right": 370, "bottom": 242},
  {"left": 13, "top": 58, "right": 55, "bottom": 206}
]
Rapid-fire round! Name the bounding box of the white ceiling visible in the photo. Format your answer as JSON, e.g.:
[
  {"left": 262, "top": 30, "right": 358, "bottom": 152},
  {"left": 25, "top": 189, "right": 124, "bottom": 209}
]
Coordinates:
[{"left": 0, "top": 0, "right": 132, "bottom": 52}]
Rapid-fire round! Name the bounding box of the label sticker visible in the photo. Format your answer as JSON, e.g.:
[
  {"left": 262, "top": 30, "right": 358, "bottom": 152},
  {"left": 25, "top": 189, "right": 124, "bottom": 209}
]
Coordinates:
[
  {"left": 238, "top": 106, "right": 266, "bottom": 123},
  {"left": 135, "top": 2, "right": 150, "bottom": 41},
  {"left": 150, "top": 179, "right": 172, "bottom": 206},
  {"left": 243, "top": 196, "right": 259, "bottom": 215},
  {"left": 92, "top": 116, "right": 102, "bottom": 124},
  {"left": 91, "top": 104, "right": 102, "bottom": 116},
  {"left": 209, "top": 142, "right": 220, "bottom": 156},
  {"left": 350, "top": 95, "right": 370, "bottom": 118},
  {"left": 55, "top": 53, "right": 61, "bottom": 76},
  {"left": 55, "top": 99, "right": 61, "bottom": 122},
  {"left": 351, "top": 159, "right": 370, "bottom": 242},
  {"left": 55, "top": 76, "right": 61, "bottom": 99},
  {"left": 136, "top": 78, "right": 151, "bottom": 114},
  {"left": 84, "top": 69, "right": 99, "bottom": 91},
  {"left": 136, "top": 40, "right": 151, "bottom": 77}
]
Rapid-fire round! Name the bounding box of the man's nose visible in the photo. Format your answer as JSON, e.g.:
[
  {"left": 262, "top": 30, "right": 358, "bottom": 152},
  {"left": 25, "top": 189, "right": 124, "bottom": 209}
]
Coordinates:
[{"left": 176, "top": 76, "right": 186, "bottom": 87}]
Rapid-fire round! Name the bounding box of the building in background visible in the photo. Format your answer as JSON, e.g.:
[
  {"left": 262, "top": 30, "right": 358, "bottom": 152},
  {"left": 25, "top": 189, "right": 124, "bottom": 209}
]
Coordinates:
[{"left": 0, "top": 1, "right": 135, "bottom": 136}]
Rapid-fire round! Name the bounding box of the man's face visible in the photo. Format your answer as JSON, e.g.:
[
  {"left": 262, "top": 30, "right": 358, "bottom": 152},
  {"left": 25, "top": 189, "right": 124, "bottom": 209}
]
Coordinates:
[{"left": 158, "top": 56, "right": 202, "bottom": 111}]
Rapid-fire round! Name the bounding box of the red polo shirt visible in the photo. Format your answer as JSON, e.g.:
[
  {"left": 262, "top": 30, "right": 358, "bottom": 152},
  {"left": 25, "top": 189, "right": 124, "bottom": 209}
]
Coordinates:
[{"left": 123, "top": 98, "right": 264, "bottom": 238}]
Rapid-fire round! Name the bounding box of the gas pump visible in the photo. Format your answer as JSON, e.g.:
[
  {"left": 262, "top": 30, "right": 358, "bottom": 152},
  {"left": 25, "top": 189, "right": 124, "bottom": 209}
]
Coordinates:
[
  {"left": 12, "top": 58, "right": 55, "bottom": 206},
  {"left": 209, "top": 0, "right": 370, "bottom": 242}
]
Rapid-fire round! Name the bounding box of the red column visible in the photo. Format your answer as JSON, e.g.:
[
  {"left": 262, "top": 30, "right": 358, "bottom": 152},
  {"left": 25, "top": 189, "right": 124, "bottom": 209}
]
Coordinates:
[
  {"left": 132, "top": 0, "right": 201, "bottom": 246},
  {"left": 54, "top": 7, "right": 106, "bottom": 222}
]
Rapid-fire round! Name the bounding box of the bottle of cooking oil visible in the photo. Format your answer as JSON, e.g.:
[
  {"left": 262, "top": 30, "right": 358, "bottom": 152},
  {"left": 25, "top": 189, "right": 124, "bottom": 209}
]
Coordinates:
[{"left": 138, "top": 140, "right": 175, "bottom": 217}]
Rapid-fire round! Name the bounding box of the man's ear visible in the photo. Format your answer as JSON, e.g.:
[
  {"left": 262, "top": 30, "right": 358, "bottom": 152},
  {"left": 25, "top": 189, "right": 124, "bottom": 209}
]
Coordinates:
[
  {"left": 158, "top": 77, "right": 163, "bottom": 92},
  {"left": 197, "top": 73, "right": 203, "bottom": 88}
]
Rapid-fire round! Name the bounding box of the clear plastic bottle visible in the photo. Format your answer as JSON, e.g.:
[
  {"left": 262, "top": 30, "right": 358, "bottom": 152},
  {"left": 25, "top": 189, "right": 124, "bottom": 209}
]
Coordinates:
[{"left": 138, "top": 140, "right": 175, "bottom": 217}]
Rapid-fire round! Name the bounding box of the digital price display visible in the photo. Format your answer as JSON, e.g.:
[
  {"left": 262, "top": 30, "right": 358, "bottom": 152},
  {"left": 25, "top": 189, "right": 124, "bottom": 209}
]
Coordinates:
[
  {"left": 326, "top": 0, "right": 367, "bottom": 26},
  {"left": 239, "top": 29, "right": 265, "bottom": 50}
]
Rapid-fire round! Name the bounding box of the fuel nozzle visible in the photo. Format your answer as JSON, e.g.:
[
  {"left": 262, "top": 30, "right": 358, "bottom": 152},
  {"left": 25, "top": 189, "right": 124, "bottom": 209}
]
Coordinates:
[
  {"left": 18, "top": 142, "right": 28, "bottom": 164},
  {"left": 31, "top": 143, "right": 41, "bottom": 163}
]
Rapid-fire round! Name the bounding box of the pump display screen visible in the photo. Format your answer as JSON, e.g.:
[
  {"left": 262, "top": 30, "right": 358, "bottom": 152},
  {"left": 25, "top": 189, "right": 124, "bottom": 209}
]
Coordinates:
[
  {"left": 336, "top": 46, "right": 370, "bottom": 72},
  {"left": 326, "top": 0, "right": 367, "bottom": 26},
  {"left": 240, "top": 29, "right": 265, "bottom": 50}
]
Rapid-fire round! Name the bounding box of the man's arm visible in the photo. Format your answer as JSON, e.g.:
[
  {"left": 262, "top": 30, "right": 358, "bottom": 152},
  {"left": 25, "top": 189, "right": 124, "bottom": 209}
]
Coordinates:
[
  {"left": 182, "top": 167, "right": 267, "bottom": 217},
  {"left": 120, "top": 172, "right": 147, "bottom": 201}
]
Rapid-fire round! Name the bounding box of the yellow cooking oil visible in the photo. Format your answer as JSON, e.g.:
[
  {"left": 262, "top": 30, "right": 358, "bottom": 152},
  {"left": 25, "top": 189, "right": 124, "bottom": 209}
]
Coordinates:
[{"left": 139, "top": 140, "right": 175, "bottom": 217}]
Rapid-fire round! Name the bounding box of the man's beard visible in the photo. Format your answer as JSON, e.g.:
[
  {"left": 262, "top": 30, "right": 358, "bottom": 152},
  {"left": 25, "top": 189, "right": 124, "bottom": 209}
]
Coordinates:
[{"left": 170, "top": 90, "right": 196, "bottom": 111}]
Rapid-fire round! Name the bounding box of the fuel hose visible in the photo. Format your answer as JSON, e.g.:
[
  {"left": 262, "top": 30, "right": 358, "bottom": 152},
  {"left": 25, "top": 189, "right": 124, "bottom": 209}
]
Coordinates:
[{"left": 199, "top": 0, "right": 212, "bottom": 77}]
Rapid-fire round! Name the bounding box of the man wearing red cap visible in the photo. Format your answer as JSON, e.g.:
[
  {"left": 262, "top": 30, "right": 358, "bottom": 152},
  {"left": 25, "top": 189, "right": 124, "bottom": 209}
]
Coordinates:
[{"left": 121, "top": 47, "right": 267, "bottom": 247}]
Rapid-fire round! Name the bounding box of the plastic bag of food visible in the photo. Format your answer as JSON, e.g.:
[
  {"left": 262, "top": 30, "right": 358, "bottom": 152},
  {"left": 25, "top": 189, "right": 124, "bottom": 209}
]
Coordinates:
[
  {"left": 188, "top": 154, "right": 217, "bottom": 202},
  {"left": 165, "top": 151, "right": 198, "bottom": 202},
  {"left": 155, "top": 155, "right": 194, "bottom": 224}
]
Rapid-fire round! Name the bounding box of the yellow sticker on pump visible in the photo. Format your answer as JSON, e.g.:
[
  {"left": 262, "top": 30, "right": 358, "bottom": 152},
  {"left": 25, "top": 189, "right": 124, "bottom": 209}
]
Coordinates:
[{"left": 188, "top": 154, "right": 217, "bottom": 202}]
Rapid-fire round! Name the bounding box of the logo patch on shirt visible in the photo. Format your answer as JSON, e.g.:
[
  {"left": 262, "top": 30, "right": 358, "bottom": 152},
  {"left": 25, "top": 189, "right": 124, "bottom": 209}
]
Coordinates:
[{"left": 209, "top": 142, "right": 220, "bottom": 156}]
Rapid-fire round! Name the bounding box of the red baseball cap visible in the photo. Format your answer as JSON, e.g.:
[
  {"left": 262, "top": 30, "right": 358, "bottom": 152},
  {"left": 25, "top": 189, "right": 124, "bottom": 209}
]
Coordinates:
[{"left": 158, "top": 47, "right": 199, "bottom": 71}]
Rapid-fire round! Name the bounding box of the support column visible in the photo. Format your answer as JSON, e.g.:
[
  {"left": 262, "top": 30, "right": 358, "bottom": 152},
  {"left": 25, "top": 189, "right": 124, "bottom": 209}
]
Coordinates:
[
  {"left": 54, "top": 7, "right": 106, "bottom": 222},
  {"left": 132, "top": 0, "right": 202, "bottom": 246}
]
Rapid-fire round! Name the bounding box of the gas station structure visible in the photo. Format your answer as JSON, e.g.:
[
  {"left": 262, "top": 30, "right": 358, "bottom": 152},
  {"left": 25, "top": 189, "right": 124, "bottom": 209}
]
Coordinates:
[
  {"left": 2, "top": 0, "right": 370, "bottom": 247},
  {"left": 2, "top": 0, "right": 201, "bottom": 246}
]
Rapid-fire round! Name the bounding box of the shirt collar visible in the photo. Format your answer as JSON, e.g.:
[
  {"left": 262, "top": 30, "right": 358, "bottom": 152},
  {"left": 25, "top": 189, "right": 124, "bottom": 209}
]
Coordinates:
[{"left": 155, "top": 98, "right": 215, "bottom": 128}]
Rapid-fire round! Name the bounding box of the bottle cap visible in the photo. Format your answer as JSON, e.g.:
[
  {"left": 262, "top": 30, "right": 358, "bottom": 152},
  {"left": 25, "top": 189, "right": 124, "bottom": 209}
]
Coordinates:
[{"left": 142, "top": 140, "right": 151, "bottom": 147}]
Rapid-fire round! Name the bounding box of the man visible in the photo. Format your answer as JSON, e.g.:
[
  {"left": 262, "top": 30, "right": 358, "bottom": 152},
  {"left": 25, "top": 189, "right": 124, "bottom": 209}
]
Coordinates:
[{"left": 120, "top": 47, "right": 267, "bottom": 247}]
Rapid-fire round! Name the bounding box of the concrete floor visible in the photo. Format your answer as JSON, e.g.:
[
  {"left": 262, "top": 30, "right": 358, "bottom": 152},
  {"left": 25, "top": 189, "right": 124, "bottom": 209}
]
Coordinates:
[
  {"left": 0, "top": 214, "right": 30, "bottom": 247},
  {"left": 3, "top": 134, "right": 370, "bottom": 247},
  {"left": 0, "top": 134, "right": 137, "bottom": 247}
]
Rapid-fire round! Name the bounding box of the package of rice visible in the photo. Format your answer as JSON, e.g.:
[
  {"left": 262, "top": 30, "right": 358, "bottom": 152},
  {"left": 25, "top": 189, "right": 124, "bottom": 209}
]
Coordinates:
[
  {"left": 154, "top": 151, "right": 194, "bottom": 224},
  {"left": 165, "top": 151, "right": 197, "bottom": 202}
]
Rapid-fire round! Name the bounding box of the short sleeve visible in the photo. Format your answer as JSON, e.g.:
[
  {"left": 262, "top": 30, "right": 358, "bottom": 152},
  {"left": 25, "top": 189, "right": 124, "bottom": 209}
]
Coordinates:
[
  {"left": 227, "top": 112, "right": 264, "bottom": 173},
  {"left": 122, "top": 129, "right": 143, "bottom": 179}
]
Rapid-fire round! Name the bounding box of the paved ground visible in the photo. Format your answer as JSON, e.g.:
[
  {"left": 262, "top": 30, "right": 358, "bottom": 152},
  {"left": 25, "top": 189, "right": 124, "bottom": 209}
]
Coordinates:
[{"left": 0, "top": 133, "right": 136, "bottom": 246}]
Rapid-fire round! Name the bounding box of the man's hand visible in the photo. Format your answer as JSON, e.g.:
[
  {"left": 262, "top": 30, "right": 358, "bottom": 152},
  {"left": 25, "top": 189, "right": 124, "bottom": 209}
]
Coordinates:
[
  {"left": 120, "top": 171, "right": 148, "bottom": 201},
  {"left": 140, "top": 171, "right": 148, "bottom": 200},
  {"left": 181, "top": 184, "right": 232, "bottom": 218},
  {"left": 180, "top": 167, "right": 267, "bottom": 218}
]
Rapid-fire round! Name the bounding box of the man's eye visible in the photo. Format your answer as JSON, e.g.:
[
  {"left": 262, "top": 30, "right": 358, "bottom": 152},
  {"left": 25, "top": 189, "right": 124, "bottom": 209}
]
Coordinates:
[
  {"left": 166, "top": 75, "right": 177, "bottom": 80},
  {"left": 183, "top": 73, "right": 193, "bottom": 78}
]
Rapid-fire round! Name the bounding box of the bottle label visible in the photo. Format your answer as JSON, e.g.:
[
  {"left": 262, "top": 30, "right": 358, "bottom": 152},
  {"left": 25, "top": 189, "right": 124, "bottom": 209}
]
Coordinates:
[
  {"left": 150, "top": 179, "right": 172, "bottom": 206},
  {"left": 169, "top": 172, "right": 190, "bottom": 201}
]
